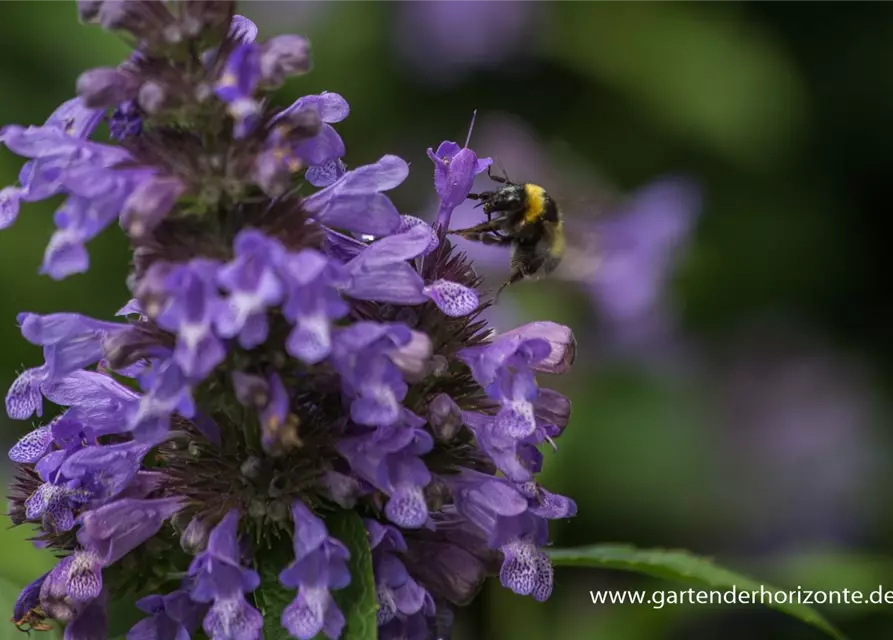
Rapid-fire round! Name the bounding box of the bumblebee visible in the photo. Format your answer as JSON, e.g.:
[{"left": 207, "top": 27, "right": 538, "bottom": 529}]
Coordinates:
[{"left": 448, "top": 167, "right": 565, "bottom": 297}]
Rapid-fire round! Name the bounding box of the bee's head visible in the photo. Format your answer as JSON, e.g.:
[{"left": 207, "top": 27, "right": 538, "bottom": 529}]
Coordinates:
[{"left": 482, "top": 184, "right": 526, "bottom": 214}]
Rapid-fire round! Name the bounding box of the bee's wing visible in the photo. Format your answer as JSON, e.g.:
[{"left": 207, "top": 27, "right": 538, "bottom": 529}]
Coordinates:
[
  {"left": 553, "top": 216, "right": 639, "bottom": 283},
  {"left": 555, "top": 177, "right": 702, "bottom": 284}
]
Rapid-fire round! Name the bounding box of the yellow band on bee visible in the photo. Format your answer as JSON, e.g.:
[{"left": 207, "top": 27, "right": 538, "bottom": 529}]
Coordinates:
[
  {"left": 523, "top": 184, "right": 547, "bottom": 224},
  {"left": 550, "top": 219, "right": 565, "bottom": 256}
]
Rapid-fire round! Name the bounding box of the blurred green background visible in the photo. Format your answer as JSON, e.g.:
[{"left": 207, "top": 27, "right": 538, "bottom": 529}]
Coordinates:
[{"left": 2, "top": 2, "right": 893, "bottom": 639}]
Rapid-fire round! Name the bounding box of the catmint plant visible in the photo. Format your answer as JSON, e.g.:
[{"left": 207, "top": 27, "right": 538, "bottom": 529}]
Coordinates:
[{"left": 1, "top": 3, "right": 576, "bottom": 639}]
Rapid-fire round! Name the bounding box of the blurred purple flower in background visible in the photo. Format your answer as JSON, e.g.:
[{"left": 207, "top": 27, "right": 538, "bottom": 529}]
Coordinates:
[
  {"left": 712, "top": 325, "right": 881, "bottom": 551},
  {"left": 394, "top": 1, "right": 544, "bottom": 85}
]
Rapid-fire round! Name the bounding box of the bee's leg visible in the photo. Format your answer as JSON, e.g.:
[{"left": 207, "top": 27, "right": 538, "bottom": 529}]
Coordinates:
[
  {"left": 459, "top": 231, "right": 512, "bottom": 245},
  {"left": 488, "top": 162, "right": 510, "bottom": 184},
  {"left": 494, "top": 268, "right": 525, "bottom": 301},
  {"left": 478, "top": 232, "right": 513, "bottom": 245},
  {"left": 448, "top": 219, "right": 504, "bottom": 236},
  {"left": 466, "top": 191, "right": 493, "bottom": 219}
]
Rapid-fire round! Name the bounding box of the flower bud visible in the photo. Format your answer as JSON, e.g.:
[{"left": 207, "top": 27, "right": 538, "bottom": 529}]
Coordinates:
[
  {"left": 137, "top": 80, "right": 166, "bottom": 114},
  {"left": 428, "top": 393, "right": 463, "bottom": 441},
  {"left": 253, "top": 150, "right": 294, "bottom": 199},
  {"left": 98, "top": 0, "right": 174, "bottom": 41},
  {"left": 261, "top": 35, "right": 312, "bottom": 87},
  {"left": 76, "top": 67, "right": 140, "bottom": 109},
  {"left": 121, "top": 175, "right": 185, "bottom": 238},
  {"left": 77, "top": 0, "right": 103, "bottom": 23},
  {"left": 180, "top": 516, "right": 209, "bottom": 554},
  {"left": 391, "top": 330, "right": 432, "bottom": 380},
  {"left": 231, "top": 371, "right": 269, "bottom": 408}
]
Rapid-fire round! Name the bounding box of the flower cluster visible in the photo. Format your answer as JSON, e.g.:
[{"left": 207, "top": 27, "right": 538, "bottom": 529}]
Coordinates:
[{"left": 3, "top": 3, "right": 576, "bottom": 639}]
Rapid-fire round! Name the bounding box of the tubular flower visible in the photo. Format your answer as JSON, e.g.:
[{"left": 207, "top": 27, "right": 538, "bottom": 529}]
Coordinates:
[{"left": 3, "top": 3, "right": 575, "bottom": 639}]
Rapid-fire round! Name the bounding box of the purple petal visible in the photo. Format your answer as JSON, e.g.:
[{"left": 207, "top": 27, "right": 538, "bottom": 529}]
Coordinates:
[
  {"left": 384, "top": 486, "right": 428, "bottom": 529},
  {"left": 307, "top": 192, "right": 403, "bottom": 237},
  {"left": 495, "top": 400, "right": 537, "bottom": 439},
  {"left": 289, "top": 501, "right": 329, "bottom": 561},
  {"left": 293, "top": 124, "right": 345, "bottom": 166},
  {"left": 347, "top": 224, "right": 436, "bottom": 270},
  {"left": 0, "top": 185, "right": 22, "bottom": 229},
  {"left": 6, "top": 366, "right": 46, "bottom": 419},
  {"left": 305, "top": 159, "right": 346, "bottom": 187},
  {"left": 282, "top": 588, "right": 344, "bottom": 640},
  {"left": 499, "top": 540, "right": 540, "bottom": 596},
  {"left": 423, "top": 280, "right": 479, "bottom": 317},
  {"left": 289, "top": 92, "right": 350, "bottom": 124},
  {"left": 329, "top": 154, "right": 407, "bottom": 195},
  {"left": 78, "top": 497, "right": 182, "bottom": 564},
  {"left": 287, "top": 318, "right": 332, "bottom": 364},
  {"left": 203, "top": 595, "right": 263, "bottom": 640},
  {"left": 229, "top": 15, "right": 258, "bottom": 44},
  {"left": 399, "top": 215, "right": 440, "bottom": 253},
  {"left": 8, "top": 425, "right": 53, "bottom": 463},
  {"left": 434, "top": 141, "right": 462, "bottom": 161},
  {"left": 345, "top": 262, "right": 426, "bottom": 304}
]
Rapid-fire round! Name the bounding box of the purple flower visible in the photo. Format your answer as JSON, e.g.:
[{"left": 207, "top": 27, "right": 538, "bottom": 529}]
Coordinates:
[
  {"left": 261, "top": 34, "right": 312, "bottom": 87},
  {"left": 279, "top": 502, "right": 350, "bottom": 639},
  {"left": 78, "top": 497, "right": 183, "bottom": 564},
  {"left": 215, "top": 43, "right": 263, "bottom": 138},
  {"left": 39, "top": 551, "right": 103, "bottom": 623},
  {"left": 585, "top": 178, "right": 700, "bottom": 328},
  {"left": 120, "top": 175, "right": 186, "bottom": 238},
  {"left": 281, "top": 248, "right": 349, "bottom": 363},
  {"left": 4, "top": 313, "right": 129, "bottom": 420},
  {"left": 458, "top": 334, "right": 553, "bottom": 439},
  {"left": 331, "top": 322, "right": 414, "bottom": 427},
  {"left": 0, "top": 96, "right": 104, "bottom": 228},
  {"left": 304, "top": 154, "right": 407, "bottom": 236},
  {"left": 24, "top": 481, "right": 91, "bottom": 532},
  {"left": 427, "top": 136, "right": 492, "bottom": 230},
  {"left": 128, "top": 590, "right": 205, "bottom": 640},
  {"left": 189, "top": 511, "right": 259, "bottom": 602},
  {"left": 64, "top": 589, "right": 108, "bottom": 639},
  {"left": 338, "top": 418, "right": 434, "bottom": 529},
  {"left": 0, "top": 104, "right": 146, "bottom": 277},
  {"left": 281, "top": 92, "right": 348, "bottom": 168},
  {"left": 141, "top": 259, "right": 227, "bottom": 380},
  {"left": 189, "top": 511, "right": 262, "bottom": 639},
  {"left": 366, "top": 521, "right": 433, "bottom": 627},
  {"left": 217, "top": 230, "right": 286, "bottom": 349},
  {"left": 344, "top": 223, "right": 479, "bottom": 315},
  {"left": 3, "top": 9, "right": 577, "bottom": 640}
]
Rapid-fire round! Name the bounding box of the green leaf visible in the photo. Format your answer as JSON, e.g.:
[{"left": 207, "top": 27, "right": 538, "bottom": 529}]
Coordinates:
[
  {"left": 548, "top": 545, "right": 845, "bottom": 640},
  {"left": 254, "top": 510, "right": 377, "bottom": 640},
  {"left": 105, "top": 596, "right": 145, "bottom": 639},
  {"left": 325, "top": 510, "right": 377, "bottom": 640},
  {"left": 255, "top": 541, "right": 296, "bottom": 640}
]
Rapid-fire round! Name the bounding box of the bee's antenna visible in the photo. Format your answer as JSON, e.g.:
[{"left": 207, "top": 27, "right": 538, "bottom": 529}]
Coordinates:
[
  {"left": 464, "top": 109, "right": 478, "bottom": 149},
  {"left": 496, "top": 157, "right": 510, "bottom": 183}
]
